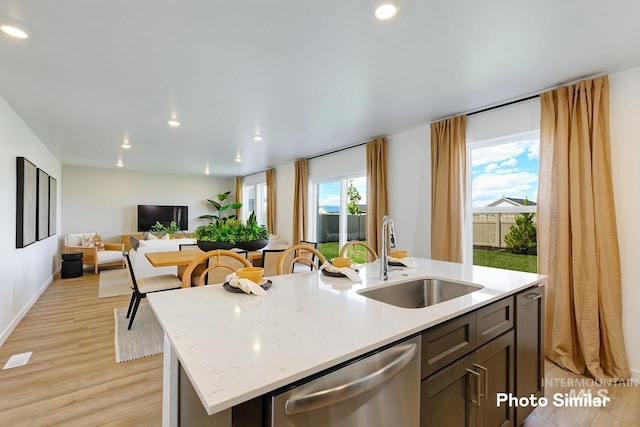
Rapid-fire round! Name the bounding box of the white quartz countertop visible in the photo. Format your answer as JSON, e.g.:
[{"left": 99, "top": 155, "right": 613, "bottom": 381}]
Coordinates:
[{"left": 147, "top": 258, "right": 546, "bottom": 415}]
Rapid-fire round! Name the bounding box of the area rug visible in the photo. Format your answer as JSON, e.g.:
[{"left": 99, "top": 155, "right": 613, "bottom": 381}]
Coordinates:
[
  {"left": 98, "top": 269, "right": 131, "bottom": 298},
  {"left": 113, "top": 304, "right": 163, "bottom": 363}
]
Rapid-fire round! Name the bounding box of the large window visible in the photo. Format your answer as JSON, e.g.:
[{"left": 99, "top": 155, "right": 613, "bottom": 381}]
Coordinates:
[
  {"left": 466, "top": 131, "right": 539, "bottom": 272},
  {"left": 242, "top": 182, "right": 267, "bottom": 226},
  {"left": 312, "top": 176, "right": 366, "bottom": 260}
]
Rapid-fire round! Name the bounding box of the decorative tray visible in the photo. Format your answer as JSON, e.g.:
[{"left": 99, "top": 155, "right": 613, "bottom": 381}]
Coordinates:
[
  {"left": 321, "top": 269, "right": 346, "bottom": 277},
  {"left": 223, "top": 280, "right": 272, "bottom": 293},
  {"left": 321, "top": 268, "right": 358, "bottom": 277}
]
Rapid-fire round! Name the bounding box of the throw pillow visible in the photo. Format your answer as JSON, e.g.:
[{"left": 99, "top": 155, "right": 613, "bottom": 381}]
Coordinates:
[
  {"left": 130, "top": 236, "right": 140, "bottom": 251},
  {"left": 146, "top": 233, "right": 159, "bottom": 240},
  {"left": 161, "top": 233, "right": 171, "bottom": 240},
  {"left": 82, "top": 233, "right": 95, "bottom": 247},
  {"left": 94, "top": 233, "right": 105, "bottom": 251}
]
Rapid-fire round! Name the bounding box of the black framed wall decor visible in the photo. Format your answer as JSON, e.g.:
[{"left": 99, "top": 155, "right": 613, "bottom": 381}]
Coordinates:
[
  {"left": 49, "top": 176, "right": 57, "bottom": 236},
  {"left": 16, "top": 157, "right": 38, "bottom": 248},
  {"left": 37, "top": 168, "right": 49, "bottom": 241}
]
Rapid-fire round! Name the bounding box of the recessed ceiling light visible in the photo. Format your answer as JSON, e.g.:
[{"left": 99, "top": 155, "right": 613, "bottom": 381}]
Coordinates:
[
  {"left": 235, "top": 155, "right": 242, "bottom": 163},
  {"left": 374, "top": 2, "right": 399, "bottom": 20},
  {"left": 167, "top": 119, "right": 181, "bottom": 127},
  {"left": 121, "top": 138, "right": 131, "bottom": 149},
  {"left": 252, "top": 134, "right": 263, "bottom": 142},
  {"left": 204, "top": 167, "right": 210, "bottom": 175},
  {"left": 1, "top": 25, "right": 29, "bottom": 39},
  {"left": 116, "top": 160, "right": 124, "bottom": 167}
]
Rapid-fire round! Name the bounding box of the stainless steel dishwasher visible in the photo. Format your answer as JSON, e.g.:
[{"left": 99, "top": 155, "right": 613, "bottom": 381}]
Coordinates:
[{"left": 271, "top": 335, "right": 421, "bottom": 427}]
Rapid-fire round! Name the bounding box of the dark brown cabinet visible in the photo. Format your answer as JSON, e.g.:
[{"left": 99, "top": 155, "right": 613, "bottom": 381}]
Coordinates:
[
  {"left": 421, "top": 285, "right": 542, "bottom": 427},
  {"left": 514, "top": 285, "right": 545, "bottom": 426},
  {"left": 420, "top": 330, "right": 515, "bottom": 427}
]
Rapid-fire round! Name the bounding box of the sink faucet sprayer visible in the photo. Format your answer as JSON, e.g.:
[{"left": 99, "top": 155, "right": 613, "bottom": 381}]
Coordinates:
[{"left": 380, "top": 215, "right": 397, "bottom": 280}]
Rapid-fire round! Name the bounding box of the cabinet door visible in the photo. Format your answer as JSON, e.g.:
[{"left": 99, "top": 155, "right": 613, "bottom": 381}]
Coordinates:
[
  {"left": 421, "top": 354, "right": 478, "bottom": 427},
  {"left": 474, "top": 330, "right": 515, "bottom": 427},
  {"left": 515, "top": 285, "right": 545, "bottom": 426}
]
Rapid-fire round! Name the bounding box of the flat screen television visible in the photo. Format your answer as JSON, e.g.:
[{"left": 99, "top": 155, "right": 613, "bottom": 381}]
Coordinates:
[{"left": 137, "top": 205, "right": 188, "bottom": 232}]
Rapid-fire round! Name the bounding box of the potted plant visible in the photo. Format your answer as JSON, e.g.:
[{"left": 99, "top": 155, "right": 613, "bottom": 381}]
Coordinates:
[
  {"left": 149, "top": 220, "right": 181, "bottom": 237},
  {"left": 236, "top": 211, "right": 269, "bottom": 251},
  {"left": 195, "top": 191, "right": 269, "bottom": 251}
]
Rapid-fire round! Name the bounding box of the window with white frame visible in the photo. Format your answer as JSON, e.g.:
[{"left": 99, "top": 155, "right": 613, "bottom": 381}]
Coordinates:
[
  {"left": 242, "top": 182, "right": 267, "bottom": 226},
  {"left": 466, "top": 131, "right": 539, "bottom": 272}
]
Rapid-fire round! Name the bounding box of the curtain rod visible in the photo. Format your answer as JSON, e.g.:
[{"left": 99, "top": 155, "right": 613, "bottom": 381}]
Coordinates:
[
  {"left": 466, "top": 94, "right": 540, "bottom": 117},
  {"left": 306, "top": 141, "right": 367, "bottom": 161},
  {"left": 242, "top": 167, "right": 273, "bottom": 179}
]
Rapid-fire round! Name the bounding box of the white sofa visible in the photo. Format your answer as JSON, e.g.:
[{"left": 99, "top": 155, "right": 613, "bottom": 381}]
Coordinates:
[{"left": 128, "top": 237, "right": 196, "bottom": 279}]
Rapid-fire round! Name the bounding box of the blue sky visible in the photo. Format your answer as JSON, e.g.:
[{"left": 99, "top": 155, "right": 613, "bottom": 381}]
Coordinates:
[
  {"left": 471, "top": 139, "right": 539, "bottom": 207},
  {"left": 318, "top": 176, "right": 367, "bottom": 206}
]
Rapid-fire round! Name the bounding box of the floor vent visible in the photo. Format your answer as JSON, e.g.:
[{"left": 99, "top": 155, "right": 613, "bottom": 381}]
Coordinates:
[{"left": 2, "top": 351, "right": 33, "bottom": 369}]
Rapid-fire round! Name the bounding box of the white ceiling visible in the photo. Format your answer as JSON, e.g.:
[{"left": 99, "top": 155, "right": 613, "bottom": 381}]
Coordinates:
[{"left": 1, "top": 0, "right": 640, "bottom": 177}]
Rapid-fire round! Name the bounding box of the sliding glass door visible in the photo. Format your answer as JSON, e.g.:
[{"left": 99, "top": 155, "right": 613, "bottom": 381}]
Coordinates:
[{"left": 313, "top": 176, "right": 366, "bottom": 260}]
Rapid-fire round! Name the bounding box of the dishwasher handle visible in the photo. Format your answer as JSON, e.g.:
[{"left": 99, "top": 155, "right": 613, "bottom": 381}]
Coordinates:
[{"left": 284, "top": 342, "right": 417, "bottom": 415}]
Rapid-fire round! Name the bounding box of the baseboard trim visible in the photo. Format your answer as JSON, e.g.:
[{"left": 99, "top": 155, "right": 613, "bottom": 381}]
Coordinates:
[{"left": 0, "top": 268, "right": 58, "bottom": 346}]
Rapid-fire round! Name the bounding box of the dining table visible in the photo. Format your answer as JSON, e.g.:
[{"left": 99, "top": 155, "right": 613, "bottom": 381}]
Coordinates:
[
  {"left": 144, "top": 246, "right": 289, "bottom": 278},
  {"left": 144, "top": 250, "right": 203, "bottom": 268}
]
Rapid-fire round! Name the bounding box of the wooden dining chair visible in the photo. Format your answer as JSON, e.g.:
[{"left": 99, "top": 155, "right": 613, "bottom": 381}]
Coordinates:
[
  {"left": 181, "top": 250, "right": 252, "bottom": 287},
  {"left": 339, "top": 241, "right": 378, "bottom": 264},
  {"left": 124, "top": 252, "right": 182, "bottom": 330},
  {"left": 262, "top": 249, "right": 286, "bottom": 277},
  {"left": 277, "top": 244, "right": 327, "bottom": 275}
]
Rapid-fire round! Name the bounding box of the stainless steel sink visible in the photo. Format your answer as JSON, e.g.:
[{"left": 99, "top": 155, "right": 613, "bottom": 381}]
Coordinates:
[{"left": 358, "top": 278, "right": 482, "bottom": 308}]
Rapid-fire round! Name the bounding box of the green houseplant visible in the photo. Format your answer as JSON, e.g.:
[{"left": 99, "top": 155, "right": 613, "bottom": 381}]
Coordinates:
[
  {"left": 149, "top": 220, "right": 181, "bottom": 236},
  {"left": 195, "top": 191, "right": 269, "bottom": 251}
]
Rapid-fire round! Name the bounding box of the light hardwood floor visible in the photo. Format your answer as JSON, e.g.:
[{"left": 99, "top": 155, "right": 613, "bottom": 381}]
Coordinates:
[
  {"left": 1, "top": 270, "right": 639, "bottom": 426},
  {"left": 0, "top": 269, "right": 162, "bottom": 426}
]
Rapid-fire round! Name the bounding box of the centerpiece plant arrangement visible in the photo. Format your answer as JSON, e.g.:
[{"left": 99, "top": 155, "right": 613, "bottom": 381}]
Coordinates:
[
  {"left": 149, "top": 220, "right": 181, "bottom": 236},
  {"left": 194, "top": 191, "right": 269, "bottom": 251}
]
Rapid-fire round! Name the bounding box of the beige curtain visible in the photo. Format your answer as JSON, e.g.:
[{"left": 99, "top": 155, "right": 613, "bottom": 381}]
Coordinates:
[
  {"left": 235, "top": 176, "right": 243, "bottom": 219},
  {"left": 539, "top": 75, "right": 630, "bottom": 380},
  {"left": 430, "top": 116, "right": 466, "bottom": 263},
  {"left": 266, "top": 168, "right": 276, "bottom": 234},
  {"left": 366, "top": 138, "right": 388, "bottom": 254},
  {"left": 292, "top": 159, "right": 307, "bottom": 244}
]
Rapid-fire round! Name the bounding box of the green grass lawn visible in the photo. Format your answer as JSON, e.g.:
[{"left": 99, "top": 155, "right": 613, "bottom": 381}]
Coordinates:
[
  {"left": 317, "top": 241, "right": 370, "bottom": 263},
  {"left": 317, "top": 242, "right": 340, "bottom": 260},
  {"left": 473, "top": 248, "right": 538, "bottom": 273},
  {"left": 318, "top": 242, "right": 537, "bottom": 273}
]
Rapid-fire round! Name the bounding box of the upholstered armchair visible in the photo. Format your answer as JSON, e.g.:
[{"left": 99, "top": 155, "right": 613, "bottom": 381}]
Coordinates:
[{"left": 64, "top": 233, "right": 125, "bottom": 274}]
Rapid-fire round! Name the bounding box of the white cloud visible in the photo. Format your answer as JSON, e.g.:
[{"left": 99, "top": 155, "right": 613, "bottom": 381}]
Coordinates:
[
  {"left": 320, "top": 194, "right": 340, "bottom": 206},
  {"left": 472, "top": 139, "right": 538, "bottom": 166},
  {"left": 526, "top": 139, "right": 539, "bottom": 160},
  {"left": 484, "top": 163, "right": 498, "bottom": 172},
  {"left": 500, "top": 158, "right": 517, "bottom": 167},
  {"left": 472, "top": 171, "right": 538, "bottom": 206}
]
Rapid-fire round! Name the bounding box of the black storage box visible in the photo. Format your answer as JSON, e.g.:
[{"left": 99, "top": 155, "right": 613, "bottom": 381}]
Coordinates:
[{"left": 62, "top": 252, "right": 83, "bottom": 278}]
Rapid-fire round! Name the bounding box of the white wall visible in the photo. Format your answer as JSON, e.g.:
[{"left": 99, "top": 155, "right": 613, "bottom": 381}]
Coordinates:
[
  {"left": 275, "top": 162, "right": 295, "bottom": 243},
  {"left": 387, "top": 126, "right": 431, "bottom": 258},
  {"left": 307, "top": 146, "right": 366, "bottom": 181},
  {"left": 466, "top": 98, "right": 540, "bottom": 143},
  {"left": 61, "top": 166, "right": 233, "bottom": 242},
  {"left": 0, "top": 94, "right": 61, "bottom": 345},
  {"left": 609, "top": 66, "right": 640, "bottom": 379}
]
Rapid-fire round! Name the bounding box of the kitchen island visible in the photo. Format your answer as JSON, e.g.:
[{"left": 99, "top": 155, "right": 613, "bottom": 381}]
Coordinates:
[{"left": 147, "top": 258, "right": 546, "bottom": 426}]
